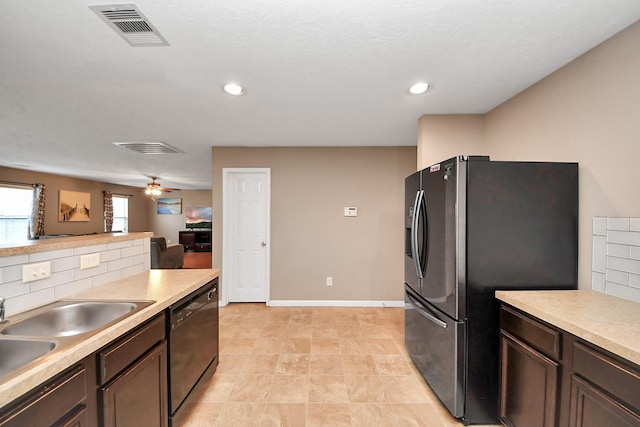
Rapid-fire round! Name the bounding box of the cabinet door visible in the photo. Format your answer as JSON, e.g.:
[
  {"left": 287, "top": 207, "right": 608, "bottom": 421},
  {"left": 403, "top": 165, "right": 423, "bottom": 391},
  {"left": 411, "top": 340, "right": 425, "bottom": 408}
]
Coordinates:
[
  {"left": 102, "top": 342, "right": 168, "bottom": 427},
  {"left": 56, "top": 405, "right": 88, "bottom": 427},
  {"left": 500, "top": 332, "right": 559, "bottom": 427},
  {"left": 569, "top": 375, "right": 640, "bottom": 427}
]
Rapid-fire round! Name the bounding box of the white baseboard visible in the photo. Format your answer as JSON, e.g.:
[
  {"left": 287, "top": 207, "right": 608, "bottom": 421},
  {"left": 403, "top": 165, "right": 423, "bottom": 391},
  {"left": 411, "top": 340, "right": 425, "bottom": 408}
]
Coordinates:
[{"left": 267, "top": 300, "right": 404, "bottom": 308}]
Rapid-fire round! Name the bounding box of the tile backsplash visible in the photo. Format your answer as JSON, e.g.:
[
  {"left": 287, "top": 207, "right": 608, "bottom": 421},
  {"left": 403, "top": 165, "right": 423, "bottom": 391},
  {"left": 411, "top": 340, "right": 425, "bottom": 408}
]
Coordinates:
[
  {"left": 0, "top": 237, "right": 150, "bottom": 316},
  {"left": 592, "top": 217, "right": 640, "bottom": 303}
]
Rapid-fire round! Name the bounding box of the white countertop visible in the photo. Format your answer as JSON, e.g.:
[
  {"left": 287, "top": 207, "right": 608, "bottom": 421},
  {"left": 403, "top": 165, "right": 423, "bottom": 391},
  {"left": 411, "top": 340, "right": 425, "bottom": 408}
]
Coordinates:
[
  {"left": 0, "top": 268, "right": 219, "bottom": 408},
  {"left": 495, "top": 289, "right": 640, "bottom": 366}
]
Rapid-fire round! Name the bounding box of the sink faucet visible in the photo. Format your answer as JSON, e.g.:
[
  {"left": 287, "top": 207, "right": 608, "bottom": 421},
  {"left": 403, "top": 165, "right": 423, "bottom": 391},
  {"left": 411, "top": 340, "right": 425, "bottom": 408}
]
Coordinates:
[{"left": 0, "top": 297, "right": 6, "bottom": 323}]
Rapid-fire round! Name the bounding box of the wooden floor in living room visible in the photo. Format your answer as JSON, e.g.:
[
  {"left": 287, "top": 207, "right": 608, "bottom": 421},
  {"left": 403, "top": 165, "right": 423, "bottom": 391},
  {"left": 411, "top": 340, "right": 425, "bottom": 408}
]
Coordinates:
[{"left": 183, "top": 251, "right": 212, "bottom": 269}]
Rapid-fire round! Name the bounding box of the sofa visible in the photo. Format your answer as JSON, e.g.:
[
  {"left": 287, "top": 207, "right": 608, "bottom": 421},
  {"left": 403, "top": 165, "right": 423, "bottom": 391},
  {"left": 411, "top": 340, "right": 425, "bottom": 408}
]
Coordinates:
[{"left": 150, "top": 237, "right": 184, "bottom": 269}]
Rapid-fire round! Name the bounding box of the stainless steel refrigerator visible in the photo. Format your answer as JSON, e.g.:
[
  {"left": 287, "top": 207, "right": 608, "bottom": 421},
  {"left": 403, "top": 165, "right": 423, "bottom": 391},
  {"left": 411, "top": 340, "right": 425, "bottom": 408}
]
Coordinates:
[{"left": 404, "top": 155, "right": 578, "bottom": 424}]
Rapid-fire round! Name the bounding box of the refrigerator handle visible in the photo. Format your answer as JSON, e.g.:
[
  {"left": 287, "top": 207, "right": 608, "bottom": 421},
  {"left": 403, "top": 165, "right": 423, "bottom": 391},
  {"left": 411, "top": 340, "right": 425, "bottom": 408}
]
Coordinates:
[
  {"left": 405, "top": 290, "right": 448, "bottom": 329},
  {"left": 411, "top": 190, "right": 424, "bottom": 278}
]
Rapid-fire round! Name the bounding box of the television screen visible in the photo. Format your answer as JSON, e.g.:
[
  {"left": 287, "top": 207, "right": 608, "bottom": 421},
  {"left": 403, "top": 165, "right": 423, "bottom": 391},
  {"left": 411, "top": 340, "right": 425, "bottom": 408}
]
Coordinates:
[{"left": 185, "top": 206, "right": 212, "bottom": 229}]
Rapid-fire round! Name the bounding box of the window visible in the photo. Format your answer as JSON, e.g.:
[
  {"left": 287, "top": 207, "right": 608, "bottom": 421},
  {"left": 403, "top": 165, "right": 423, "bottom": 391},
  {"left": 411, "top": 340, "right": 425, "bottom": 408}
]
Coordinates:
[
  {"left": 0, "top": 186, "right": 33, "bottom": 244},
  {"left": 111, "top": 196, "right": 128, "bottom": 232}
]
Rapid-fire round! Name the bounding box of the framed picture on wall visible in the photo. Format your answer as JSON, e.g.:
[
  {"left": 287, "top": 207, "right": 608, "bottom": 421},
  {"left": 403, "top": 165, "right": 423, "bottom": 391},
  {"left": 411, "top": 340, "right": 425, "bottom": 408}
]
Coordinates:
[
  {"left": 157, "top": 198, "right": 182, "bottom": 214},
  {"left": 59, "top": 190, "right": 91, "bottom": 222}
]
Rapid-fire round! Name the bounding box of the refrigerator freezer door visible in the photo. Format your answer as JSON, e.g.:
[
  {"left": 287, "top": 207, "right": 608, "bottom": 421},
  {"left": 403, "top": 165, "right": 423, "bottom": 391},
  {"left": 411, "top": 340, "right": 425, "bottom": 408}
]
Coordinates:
[{"left": 405, "top": 285, "right": 466, "bottom": 418}]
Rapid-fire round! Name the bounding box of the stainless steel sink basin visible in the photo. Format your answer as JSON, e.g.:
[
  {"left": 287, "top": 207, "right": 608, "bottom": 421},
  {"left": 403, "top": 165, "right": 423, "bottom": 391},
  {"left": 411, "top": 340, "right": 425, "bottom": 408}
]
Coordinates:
[
  {"left": 0, "top": 338, "right": 56, "bottom": 378},
  {"left": 0, "top": 301, "right": 149, "bottom": 337}
]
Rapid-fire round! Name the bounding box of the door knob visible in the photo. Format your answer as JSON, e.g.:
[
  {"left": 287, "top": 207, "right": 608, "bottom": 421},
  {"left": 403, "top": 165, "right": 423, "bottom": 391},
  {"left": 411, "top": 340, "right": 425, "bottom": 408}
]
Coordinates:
[{"left": 261, "top": 241, "right": 267, "bottom": 247}]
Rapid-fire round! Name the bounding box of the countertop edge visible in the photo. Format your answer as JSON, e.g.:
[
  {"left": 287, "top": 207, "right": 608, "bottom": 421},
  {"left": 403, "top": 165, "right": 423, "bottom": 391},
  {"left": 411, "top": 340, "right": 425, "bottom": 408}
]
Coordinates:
[
  {"left": 495, "top": 289, "right": 640, "bottom": 367},
  {"left": 0, "top": 232, "right": 154, "bottom": 257},
  {"left": 0, "top": 268, "right": 220, "bottom": 408}
]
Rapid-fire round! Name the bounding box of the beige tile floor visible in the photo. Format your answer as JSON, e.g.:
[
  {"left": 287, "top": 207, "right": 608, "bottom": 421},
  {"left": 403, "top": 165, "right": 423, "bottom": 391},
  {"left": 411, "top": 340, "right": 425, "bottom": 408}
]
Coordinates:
[{"left": 183, "top": 303, "right": 500, "bottom": 427}]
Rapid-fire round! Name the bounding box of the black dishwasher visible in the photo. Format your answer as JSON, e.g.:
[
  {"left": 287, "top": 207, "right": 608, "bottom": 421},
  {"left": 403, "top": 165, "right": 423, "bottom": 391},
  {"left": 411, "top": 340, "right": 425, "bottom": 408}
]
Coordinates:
[{"left": 167, "top": 278, "right": 218, "bottom": 426}]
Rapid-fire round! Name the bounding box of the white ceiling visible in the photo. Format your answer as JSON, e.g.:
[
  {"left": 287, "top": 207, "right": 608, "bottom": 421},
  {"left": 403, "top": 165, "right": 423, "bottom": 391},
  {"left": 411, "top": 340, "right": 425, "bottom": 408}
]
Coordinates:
[{"left": 1, "top": 1, "right": 639, "bottom": 190}]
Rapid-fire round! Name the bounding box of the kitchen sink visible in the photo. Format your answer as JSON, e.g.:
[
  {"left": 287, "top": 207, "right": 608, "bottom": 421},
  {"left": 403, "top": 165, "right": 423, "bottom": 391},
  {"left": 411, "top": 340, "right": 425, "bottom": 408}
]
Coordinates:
[
  {"left": 0, "top": 338, "right": 57, "bottom": 378},
  {"left": 0, "top": 300, "right": 154, "bottom": 338}
]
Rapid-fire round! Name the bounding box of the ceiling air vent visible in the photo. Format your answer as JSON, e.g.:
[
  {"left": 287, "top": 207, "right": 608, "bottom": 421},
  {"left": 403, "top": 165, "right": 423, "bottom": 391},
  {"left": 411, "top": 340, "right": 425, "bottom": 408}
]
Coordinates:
[
  {"left": 90, "top": 4, "right": 169, "bottom": 47},
  {"left": 113, "top": 142, "right": 183, "bottom": 155}
]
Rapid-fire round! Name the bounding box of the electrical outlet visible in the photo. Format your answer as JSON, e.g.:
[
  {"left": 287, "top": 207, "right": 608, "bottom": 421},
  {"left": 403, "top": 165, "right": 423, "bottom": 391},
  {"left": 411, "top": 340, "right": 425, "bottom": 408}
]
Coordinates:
[
  {"left": 326, "top": 276, "right": 333, "bottom": 286},
  {"left": 22, "top": 261, "right": 52, "bottom": 283},
  {"left": 80, "top": 253, "right": 101, "bottom": 270}
]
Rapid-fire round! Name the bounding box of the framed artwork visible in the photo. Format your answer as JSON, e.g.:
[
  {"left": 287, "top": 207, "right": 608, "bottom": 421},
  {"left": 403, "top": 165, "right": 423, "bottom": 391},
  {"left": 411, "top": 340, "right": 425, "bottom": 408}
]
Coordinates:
[
  {"left": 59, "top": 190, "right": 91, "bottom": 222},
  {"left": 157, "top": 198, "right": 182, "bottom": 214}
]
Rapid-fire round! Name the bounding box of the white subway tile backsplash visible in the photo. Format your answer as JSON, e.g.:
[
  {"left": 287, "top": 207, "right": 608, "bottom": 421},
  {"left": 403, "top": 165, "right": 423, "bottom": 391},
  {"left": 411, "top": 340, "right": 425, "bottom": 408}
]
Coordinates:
[
  {"left": 592, "top": 236, "right": 606, "bottom": 273},
  {"left": 29, "top": 248, "right": 74, "bottom": 262},
  {"left": 2, "top": 265, "right": 22, "bottom": 283},
  {"left": 604, "top": 281, "right": 640, "bottom": 303},
  {"left": 592, "top": 217, "right": 640, "bottom": 303},
  {"left": 93, "top": 270, "right": 123, "bottom": 288},
  {"left": 607, "top": 243, "right": 630, "bottom": 258},
  {"left": 53, "top": 256, "right": 80, "bottom": 272},
  {"left": 121, "top": 244, "right": 143, "bottom": 258},
  {"left": 7, "top": 288, "right": 56, "bottom": 315},
  {"left": 592, "top": 272, "right": 606, "bottom": 292},
  {"left": 55, "top": 278, "right": 93, "bottom": 299},
  {"left": 73, "top": 244, "right": 107, "bottom": 255},
  {"left": 107, "top": 240, "right": 132, "bottom": 250},
  {"left": 607, "top": 256, "right": 640, "bottom": 274},
  {"left": 0, "top": 280, "right": 30, "bottom": 299},
  {"left": 0, "top": 254, "right": 29, "bottom": 268},
  {"left": 607, "top": 217, "right": 630, "bottom": 231},
  {"left": 593, "top": 217, "right": 607, "bottom": 236},
  {"left": 607, "top": 230, "right": 640, "bottom": 246},
  {"left": 75, "top": 263, "right": 109, "bottom": 280},
  {"left": 605, "top": 269, "right": 629, "bottom": 286},
  {"left": 0, "top": 240, "right": 151, "bottom": 316}
]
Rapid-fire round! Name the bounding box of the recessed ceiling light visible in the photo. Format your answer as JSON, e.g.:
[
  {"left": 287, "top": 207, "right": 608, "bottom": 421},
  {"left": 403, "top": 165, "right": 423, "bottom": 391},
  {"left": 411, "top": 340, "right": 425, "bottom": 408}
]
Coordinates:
[
  {"left": 409, "top": 82, "right": 431, "bottom": 95},
  {"left": 222, "top": 83, "right": 245, "bottom": 96}
]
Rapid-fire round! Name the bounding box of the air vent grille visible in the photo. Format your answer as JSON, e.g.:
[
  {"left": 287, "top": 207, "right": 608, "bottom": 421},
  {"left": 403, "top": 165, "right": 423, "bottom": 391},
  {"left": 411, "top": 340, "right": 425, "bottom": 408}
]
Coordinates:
[
  {"left": 90, "top": 4, "right": 169, "bottom": 47},
  {"left": 113, "top": 142, "right": 183, "bottom": 155}
]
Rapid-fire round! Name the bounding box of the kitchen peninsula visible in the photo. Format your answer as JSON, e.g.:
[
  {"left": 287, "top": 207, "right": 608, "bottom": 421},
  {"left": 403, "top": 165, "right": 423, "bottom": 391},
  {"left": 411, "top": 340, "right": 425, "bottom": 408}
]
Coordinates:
[{"left": 0, "top": 268, "right": 218, "bottom": 424}]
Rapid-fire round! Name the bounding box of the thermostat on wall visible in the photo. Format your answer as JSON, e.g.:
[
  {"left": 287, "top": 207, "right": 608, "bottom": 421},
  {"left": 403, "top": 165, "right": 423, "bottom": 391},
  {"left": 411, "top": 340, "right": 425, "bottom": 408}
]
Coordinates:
[{"left": 344, "top": 207, "right": 358, "bottom": 217}]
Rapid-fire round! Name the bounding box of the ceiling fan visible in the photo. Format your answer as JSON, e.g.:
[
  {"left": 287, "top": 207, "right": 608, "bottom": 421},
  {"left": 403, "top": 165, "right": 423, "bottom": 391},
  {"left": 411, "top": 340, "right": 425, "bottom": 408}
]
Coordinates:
[{"left": 144, "top": 177, "right": 176, "bottom": 198}]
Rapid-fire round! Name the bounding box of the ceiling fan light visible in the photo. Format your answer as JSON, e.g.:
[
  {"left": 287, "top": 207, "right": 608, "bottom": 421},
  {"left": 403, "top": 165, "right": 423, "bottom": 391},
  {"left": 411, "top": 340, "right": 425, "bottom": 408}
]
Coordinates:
[
  {"left": 409, "top": 82, "right": 431, "bottom": 95},
  {"left": 152, "top": 188, "right": 162, "bottom": 196},
  {"left": 145, "top": 188, "right": 152, "bottom": 195}
]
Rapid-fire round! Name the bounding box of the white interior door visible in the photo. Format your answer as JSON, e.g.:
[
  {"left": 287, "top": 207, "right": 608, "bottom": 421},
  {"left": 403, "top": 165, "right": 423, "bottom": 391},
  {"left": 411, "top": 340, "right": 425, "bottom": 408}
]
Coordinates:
[{"left": 222, "top": 168, "right": 270, "bottom": 304}]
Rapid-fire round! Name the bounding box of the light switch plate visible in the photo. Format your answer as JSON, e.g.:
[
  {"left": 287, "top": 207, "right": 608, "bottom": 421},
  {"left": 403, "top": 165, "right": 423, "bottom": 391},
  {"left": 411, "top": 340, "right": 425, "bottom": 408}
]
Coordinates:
[
  {"left": 22, "top": 261, "right": 52, "bottom": 283},
  {"left": 80, "top": 253, "right": 101, "bottom": 270}
]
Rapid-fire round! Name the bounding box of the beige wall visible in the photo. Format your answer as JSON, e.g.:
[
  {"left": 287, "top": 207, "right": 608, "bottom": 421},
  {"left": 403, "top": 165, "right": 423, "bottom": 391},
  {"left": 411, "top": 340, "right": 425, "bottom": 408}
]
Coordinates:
[
  {"left": 149, "top": 189, "right": 212, "bottom": 245},
  {"left": 212, "top": 146, "right": 416, "bottom": 302},
  {"left": 417, "top": 21, "right": 640, "bottom": 289},
  {"left": 417, "top": 114, "right": 486, "bottom": 169},
  {"left": 0, "top": 167, "right": 152, "bottom": 235}
]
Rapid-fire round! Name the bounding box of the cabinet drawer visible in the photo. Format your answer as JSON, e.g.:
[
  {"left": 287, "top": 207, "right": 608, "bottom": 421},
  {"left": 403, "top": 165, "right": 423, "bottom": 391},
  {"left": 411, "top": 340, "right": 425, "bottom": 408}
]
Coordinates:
[
  {"left": 99, "top": 314, "right": 166, "bottom": 384},
  {"left": 572, "top": 341, "right": 640, "bottom": 411},
  {"left": 500, "top": 305, "right": 561, "bottom": 360},
  {"left": 0, "top": 365, "right": 86, "bottom": 427}
]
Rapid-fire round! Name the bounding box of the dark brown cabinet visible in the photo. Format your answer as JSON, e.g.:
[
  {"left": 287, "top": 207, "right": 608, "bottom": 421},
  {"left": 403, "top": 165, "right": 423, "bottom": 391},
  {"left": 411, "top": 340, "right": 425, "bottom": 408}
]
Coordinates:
[
  {"left": 99, "top": 314, "right": 168, "bottom": 427},
  {"left": 179, "top": 230, "right": 211, "bottom": 252},
  {"left": 0, "top": 365, "right": 88, "bottom": 427},
  {"left": 499, "top": 304, "right": 640, "bottom": 427}
]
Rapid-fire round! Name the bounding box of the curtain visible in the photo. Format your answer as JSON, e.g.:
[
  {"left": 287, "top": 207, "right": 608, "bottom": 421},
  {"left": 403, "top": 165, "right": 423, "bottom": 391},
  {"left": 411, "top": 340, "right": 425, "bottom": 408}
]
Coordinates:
[
  {"left": 104, "top": 191, "right": 113, "bottom": 232},
  {"left": 29, "top": 183, "right": 46, "bottom": 239}
]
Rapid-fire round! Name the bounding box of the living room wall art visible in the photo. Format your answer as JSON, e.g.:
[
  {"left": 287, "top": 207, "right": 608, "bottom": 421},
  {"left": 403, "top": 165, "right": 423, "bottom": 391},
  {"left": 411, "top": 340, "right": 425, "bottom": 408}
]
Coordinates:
[
  {"left": 59, "top": 190, "right": 91, "bottom": 222},
  {"left": 157, "top": 198, "right": 182, "bottom": 214}
]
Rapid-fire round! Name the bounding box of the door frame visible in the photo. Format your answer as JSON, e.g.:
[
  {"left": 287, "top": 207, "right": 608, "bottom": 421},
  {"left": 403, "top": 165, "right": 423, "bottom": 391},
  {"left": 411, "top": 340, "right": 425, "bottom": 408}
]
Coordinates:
[{"left": 221, "top": 168, "right": 271, "bottom": 306}]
